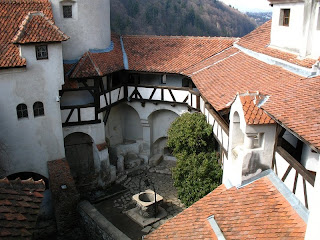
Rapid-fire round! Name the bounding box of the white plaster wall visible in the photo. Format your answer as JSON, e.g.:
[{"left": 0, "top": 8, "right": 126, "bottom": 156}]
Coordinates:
[
  {"left": 148, "top": 110, "right": 179, "bottom": 143},
  {"left": 310, "top": 2, "right": 320, "bottom": 57},
  {"left": 301, "top": 144, "right": 320, "bottom": 172},
  {"left": 0, "top": 44, "right": 65, "bottom": 178},
  {"left": 270, "top": 3, "right": 305, "bottom": 53},
  {"left": 51, "top": 0, "right": 111, "bottom": 60},
  {"left": 223, "top": 96, "right": 246, "bottom": 186},
  {"left": 274, "top": 152, "right": 314, "bottom": 209},
  {"left": 127, "top": 102, "right": 188, "bottom": 120},
  {"left": 105, "top": 103, "right": 143, "bottom": 146},
  {"left": 305, "top": 156, "right": 320, "bottom": 239},
  {"left": 139, "top": 74, "right": 184, "bottom": 87},
  {"left": 63, "top": 120, "right": 105, "bottom": 145},
  {"left": 224, "top": 95, "right": 277, "bottom": 186}
]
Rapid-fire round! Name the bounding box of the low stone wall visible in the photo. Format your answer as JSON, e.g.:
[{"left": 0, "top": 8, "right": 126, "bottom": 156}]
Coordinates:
[{"left": 78, "top": 200, "right": 131, "bottom": 240}]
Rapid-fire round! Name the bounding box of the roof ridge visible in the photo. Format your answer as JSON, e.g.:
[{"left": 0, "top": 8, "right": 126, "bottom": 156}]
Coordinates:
[
  {"left": 12, "top": 11, "right": 69, "bottom": 44},
  {"left": 122, "top": 35, "right": 237, "bottom": 40}
]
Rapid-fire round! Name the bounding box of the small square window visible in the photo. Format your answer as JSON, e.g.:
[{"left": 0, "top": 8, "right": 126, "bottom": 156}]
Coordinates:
[
  {"left": 35, "top": 45, "right": 48, "bottom": 60},
  {"left": 280, "top": 9, "right": 290, "bottom": 26},
  {"left": 63, "top": 5, "right": 72, "bottom": 18}
]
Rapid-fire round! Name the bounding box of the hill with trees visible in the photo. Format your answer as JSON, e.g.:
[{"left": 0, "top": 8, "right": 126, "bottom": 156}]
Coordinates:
[{"left": 111, "top": 0, "right": 257, "bottom": 37}]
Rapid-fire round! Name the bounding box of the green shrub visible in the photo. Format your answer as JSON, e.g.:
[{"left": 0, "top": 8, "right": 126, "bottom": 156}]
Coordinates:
[
  {"left": 167, "top": 112, "right": 222, "bottom": 207},
  {"left": 167, "top": 112, "right": 215, "bottom": 155}
]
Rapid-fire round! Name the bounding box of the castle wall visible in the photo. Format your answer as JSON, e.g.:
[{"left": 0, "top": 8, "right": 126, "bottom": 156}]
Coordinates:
[
  {"left": 0, "top": 43, "right": 65, "bottom": 178},
  {"left": 51, "top": 0, "right": 111, "bottom": 60}
]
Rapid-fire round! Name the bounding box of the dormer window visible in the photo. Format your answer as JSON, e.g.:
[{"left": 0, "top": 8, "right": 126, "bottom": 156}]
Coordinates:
[
  {"left": 63, "top": 5, "right": 72, "bottom": 18},
  {"left": 280, "top": 9, "right": 290, "bottom": 26},
  {"left": 35, "top": 45, "right": 48, "bottom": 60}
]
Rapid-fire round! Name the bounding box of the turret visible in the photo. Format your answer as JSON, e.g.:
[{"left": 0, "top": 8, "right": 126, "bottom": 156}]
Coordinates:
[
  {"left": 268, "top": 0, "right": 320, "bottom": 59},
  {"left": 50, "top": 0, "right": 111, "bottom": 60}
]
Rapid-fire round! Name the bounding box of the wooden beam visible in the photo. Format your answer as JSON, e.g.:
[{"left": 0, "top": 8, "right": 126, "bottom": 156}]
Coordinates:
[
  {"left": 277, "top": 146, "right": 315, "bottom": 186},
  {"left": 62, "top": 120, "right": 101, "bottom": 127}
]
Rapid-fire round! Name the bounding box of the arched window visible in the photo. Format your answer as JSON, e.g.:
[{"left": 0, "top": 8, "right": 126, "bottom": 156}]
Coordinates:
[
  {"left": 16, "top": 104, "right": 28, "bottom": 119},
  {"left": 33, "top": 102, "right": 44, "bottom": 117}
]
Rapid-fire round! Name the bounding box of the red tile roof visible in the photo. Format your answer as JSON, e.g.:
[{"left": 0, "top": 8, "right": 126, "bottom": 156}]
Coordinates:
[
  {"left": 262, "top": 75, "right": 320, "bottom": 151},
  {"left": 239, "top": 93, "right": 275, "bottom": 125},
  {"left": 0, "top": 178, "right": 45, "bottom": 239},
  {"left": 123, "top": 35, "right": 236, "bottom": 74},
  {"left": 145, "top": 175, "right": 306, "bottom": 240},
  {"left": 189, "top": 50, "right": 320, "bottom": 150},
  {"left": 13, "top": 12, "right": 68, "bottom": 44},
  {"left": 237, "top": 21, "right": 317, "bottom": 68},
  {"left": 0, "top": 0, "right": 61, "bottom": 68},
  {"left": 70, "top": 34, "right": 124, "bottom": 78}
]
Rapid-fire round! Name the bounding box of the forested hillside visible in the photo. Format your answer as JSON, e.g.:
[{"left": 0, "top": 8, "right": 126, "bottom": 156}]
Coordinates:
[{"left": 111, "top": 0, "right": 257, "bottom": 37}]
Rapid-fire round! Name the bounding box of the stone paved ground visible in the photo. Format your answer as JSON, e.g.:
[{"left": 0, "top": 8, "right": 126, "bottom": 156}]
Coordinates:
[{"left": 95, "top": 160, "right": 185, "bottom": 239}]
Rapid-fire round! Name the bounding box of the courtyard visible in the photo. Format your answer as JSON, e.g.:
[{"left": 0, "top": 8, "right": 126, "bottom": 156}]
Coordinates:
[{"left": 95, "top": 160, "right": 185, "bottom": 240}]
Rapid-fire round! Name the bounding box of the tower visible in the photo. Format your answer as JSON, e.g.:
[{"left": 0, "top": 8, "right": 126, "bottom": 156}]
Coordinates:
[{"left": 50, "top": 0, "right": 111, "bottom": 61}]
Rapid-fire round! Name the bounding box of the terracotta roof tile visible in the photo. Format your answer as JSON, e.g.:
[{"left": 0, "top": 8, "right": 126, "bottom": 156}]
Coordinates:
[
  {"left": 12, "top": 12, "right": 68, "bottom": 44},
  {"left": 70, "top": 34, "right": 124, "bottom": 78},
  {"left": 239, "top": 93, "right": 275, "bottom": 125},
  {"left": 123, "top": 35, "right": 236, "bottom": 73},
  {"left": 190, "top": 49, "right": 320, "bottom": 150},
  {"left": 0, "top": 177, "right": 45, "bottom": 240},
  {"left": 145, "top": 175, "right": 306, "bottom": 240},
  {"left": 237, "top": 21, "right": 317, "bottom": 68},
  {"left": 0, "top": 0, "right": 60, "bottom": 68}
]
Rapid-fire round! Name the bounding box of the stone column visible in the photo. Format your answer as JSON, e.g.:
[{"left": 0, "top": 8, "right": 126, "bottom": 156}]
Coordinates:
[{"left": 141, "top": 119, "right": 151, "bottom": 160}]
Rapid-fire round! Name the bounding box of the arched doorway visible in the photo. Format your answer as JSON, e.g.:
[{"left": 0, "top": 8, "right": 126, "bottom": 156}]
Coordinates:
[{"left": 64, "top": 132, "right": 94, "bottom": 180}]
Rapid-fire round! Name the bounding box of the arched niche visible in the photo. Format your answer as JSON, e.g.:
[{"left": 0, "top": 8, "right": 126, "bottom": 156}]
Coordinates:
[
  {"left": 105, "top": 103, "right": 143, "bottom": 145},
  {"left": 148, "top": 109, "right": 179, "bottom": 154},
  {"left": 64, "top": 132, "right": 95, "bottom": 180},
  {"left": 231, "top": 111, "right": 244, "bottom": 149}
]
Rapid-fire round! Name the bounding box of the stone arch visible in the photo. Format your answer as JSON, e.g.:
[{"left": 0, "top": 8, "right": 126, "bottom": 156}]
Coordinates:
[
  {"left": 105, "top": 103, "right": 143, "bottom": 146},
  {"left": 148, "top": 109, "right": 179, "bottom": 155},
  {"left": 64, "top": 132, "right": 95, "bottom": 180}
]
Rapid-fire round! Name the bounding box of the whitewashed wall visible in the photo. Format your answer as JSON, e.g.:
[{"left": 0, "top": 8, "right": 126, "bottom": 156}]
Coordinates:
[
  {"left": 0, "top": 43, "right": 65, "bottom": 178},
  {"left": 51, "top": 0, "right": 111, "bottom": 60},
  {"left": 270, "top": 3, "right": 305, "bottom": 54}
]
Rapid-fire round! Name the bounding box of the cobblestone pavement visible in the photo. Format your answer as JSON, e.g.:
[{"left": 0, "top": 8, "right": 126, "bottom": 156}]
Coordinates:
[{"left": 95, "top": 160, "right": 185, "bottom": 239}]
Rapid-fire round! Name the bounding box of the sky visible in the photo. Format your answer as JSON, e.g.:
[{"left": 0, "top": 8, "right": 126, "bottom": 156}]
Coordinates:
[{"left": 219, "top": 0, "right": 272, "bottom": 13}]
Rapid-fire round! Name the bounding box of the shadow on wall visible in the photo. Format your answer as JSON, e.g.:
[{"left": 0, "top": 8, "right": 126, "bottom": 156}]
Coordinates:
[{"left": 242, "top": 152, "right": 269, "bottom": 181}]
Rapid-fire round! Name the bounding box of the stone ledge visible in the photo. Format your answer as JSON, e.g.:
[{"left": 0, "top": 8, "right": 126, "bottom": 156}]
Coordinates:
[{"left": 78, "top": 200, "right": 130, "bottom": 240}]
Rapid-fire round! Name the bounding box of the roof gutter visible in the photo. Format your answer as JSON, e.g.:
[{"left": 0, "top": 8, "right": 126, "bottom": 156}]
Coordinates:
[{"left": 207, "top": 215, "right": 226, "bottom": 240}]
